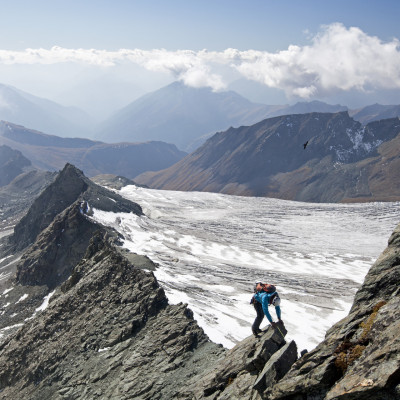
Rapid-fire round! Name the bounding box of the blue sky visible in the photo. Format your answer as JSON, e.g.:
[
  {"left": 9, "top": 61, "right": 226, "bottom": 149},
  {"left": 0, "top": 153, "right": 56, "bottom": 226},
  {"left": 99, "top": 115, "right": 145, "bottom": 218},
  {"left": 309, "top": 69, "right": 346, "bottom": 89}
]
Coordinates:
[
  {"left": 1, "top": 0, "right": 399, "bottom": 50},
  {"left": 0, "top": 0, "right": 399, "bottom": 115}
]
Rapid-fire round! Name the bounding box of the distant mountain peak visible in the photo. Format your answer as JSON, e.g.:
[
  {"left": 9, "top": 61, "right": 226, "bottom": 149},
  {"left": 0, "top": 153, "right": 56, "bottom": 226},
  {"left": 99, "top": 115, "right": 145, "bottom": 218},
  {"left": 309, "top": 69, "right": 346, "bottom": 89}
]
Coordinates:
[{"left": 97, "top": 81, "right": 276, "bottom": 151}]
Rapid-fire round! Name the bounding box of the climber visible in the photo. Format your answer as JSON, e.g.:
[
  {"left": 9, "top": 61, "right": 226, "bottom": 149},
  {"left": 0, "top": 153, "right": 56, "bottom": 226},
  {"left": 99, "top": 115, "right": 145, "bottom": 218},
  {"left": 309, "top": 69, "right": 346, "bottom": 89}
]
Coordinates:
[{"left": 250, "top": 282, "right": 283, "bottom": 336}]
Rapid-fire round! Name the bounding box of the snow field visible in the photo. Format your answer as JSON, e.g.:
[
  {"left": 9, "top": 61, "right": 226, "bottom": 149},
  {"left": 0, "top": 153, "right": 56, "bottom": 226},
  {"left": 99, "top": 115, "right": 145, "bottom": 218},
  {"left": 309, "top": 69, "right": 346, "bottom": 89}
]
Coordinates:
[{"left": 89, "top": 186, "right": 400, "bottom": 351}]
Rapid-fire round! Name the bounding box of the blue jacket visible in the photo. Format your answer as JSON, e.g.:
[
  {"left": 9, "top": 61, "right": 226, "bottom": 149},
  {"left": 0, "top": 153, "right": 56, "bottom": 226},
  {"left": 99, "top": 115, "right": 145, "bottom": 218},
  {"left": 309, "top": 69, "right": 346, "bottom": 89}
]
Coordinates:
[{"left": 254, "top": 291, "right": 276, "bottom": 323}]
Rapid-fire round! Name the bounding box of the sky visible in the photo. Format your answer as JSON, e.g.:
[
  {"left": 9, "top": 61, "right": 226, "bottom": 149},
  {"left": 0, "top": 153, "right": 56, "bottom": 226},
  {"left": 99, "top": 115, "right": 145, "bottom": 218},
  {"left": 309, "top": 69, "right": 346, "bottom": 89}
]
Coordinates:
[{"left": 0, "top": 0, "right": 400, "bottom": 117}]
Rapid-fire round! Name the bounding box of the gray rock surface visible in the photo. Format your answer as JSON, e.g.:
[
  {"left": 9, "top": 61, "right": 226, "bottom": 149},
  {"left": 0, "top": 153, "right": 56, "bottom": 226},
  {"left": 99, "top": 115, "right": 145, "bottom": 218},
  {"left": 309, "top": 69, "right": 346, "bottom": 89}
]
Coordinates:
[
  {"left": 176, "top": 322, "right": 294, "bottom": 399},
  {"left": 253, "top": 340, "right": 297, "bottom": 392},
  {"left": 0, "top": 233, "right": 224, "bottom": 400},
  {"left": 0, "top": 164, "right": 143, "bottom": 342}
]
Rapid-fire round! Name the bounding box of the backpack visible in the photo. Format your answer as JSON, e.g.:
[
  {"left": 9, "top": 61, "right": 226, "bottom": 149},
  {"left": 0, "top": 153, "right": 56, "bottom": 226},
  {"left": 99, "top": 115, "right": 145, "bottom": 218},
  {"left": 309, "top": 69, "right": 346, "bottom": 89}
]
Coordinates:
[{"left": 261, "top": 283, "right": 276, "bottom": 293}]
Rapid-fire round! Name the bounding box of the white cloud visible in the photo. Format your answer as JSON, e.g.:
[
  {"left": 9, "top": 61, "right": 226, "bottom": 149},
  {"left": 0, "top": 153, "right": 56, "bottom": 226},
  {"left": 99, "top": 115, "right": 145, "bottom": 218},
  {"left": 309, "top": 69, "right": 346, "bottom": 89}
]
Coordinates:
[{"left": 0, "top": 23, "right": 399, "bottom": 97}]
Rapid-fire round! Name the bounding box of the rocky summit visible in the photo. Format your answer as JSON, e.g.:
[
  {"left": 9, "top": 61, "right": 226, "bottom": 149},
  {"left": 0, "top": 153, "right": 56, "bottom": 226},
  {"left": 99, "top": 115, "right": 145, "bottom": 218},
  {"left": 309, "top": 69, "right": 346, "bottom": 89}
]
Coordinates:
[
  {"left": 0, "top": 162, "right": 399, "bottom": 399},
  {"left": 10, "top": 163, "right": 142, "bottom": 252}
]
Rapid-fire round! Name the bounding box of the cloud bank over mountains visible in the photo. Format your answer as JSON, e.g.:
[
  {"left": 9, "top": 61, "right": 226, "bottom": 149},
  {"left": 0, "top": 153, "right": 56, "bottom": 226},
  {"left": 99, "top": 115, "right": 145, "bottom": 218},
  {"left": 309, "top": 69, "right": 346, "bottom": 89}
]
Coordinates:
[{"left": 0, "top": 23, "right": 399, "bottom": 100}]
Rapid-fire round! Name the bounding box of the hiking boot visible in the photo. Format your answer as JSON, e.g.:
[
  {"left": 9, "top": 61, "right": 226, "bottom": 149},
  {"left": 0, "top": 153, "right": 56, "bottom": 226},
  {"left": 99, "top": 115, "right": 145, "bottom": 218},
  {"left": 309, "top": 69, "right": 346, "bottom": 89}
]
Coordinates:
[{"left": 252, "top": 329, "right": 260, "bottom": 338}]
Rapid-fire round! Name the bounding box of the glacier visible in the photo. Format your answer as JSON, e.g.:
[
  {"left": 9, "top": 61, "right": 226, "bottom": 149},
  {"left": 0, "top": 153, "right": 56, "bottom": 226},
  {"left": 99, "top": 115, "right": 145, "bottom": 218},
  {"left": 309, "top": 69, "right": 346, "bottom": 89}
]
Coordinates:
[{"left": 90, "top": 185, "right": 400, "bottom": 353}]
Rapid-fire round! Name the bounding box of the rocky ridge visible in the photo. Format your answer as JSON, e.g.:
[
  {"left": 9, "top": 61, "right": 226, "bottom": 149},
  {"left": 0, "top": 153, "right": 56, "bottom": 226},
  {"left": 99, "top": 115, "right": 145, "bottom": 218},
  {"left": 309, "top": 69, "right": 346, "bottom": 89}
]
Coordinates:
[
  {"left": 10, "top": 163, "right": 142, "bottom": 252},
  {"left": 0, "top": 233, "right": 225, "bottom": 399},
  {"left": 135, "top": 112, "right": 400, "bottom": 202},
  {"left": 0, "top": 163, "right": 300, "bottom": 399},
  {"left": 0, "top": 163, "right": 399, "bottom": 399},
  {"left": 0, "top": 164, "right": 142, "bottom": 338}
]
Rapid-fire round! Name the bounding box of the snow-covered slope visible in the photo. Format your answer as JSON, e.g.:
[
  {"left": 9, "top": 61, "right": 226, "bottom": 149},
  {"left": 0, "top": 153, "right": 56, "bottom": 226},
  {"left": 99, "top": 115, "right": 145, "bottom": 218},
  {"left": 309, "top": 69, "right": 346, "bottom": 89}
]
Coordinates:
[{"left": 90, "top": 185, "right": 400, "bottom": 352}]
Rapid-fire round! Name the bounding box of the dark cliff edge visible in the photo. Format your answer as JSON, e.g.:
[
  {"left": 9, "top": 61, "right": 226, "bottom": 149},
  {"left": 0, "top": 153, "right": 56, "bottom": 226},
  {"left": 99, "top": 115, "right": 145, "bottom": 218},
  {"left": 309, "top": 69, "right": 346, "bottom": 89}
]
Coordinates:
[{"left": 0, "top": 163, "right": 398, "bottom": 399}]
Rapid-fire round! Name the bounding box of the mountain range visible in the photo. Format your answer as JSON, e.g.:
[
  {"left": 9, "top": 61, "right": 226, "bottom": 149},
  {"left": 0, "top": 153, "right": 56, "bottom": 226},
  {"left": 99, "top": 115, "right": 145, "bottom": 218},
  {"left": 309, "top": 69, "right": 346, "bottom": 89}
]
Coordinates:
[
  {"left": 0, "top": 121, "right": 186, "bottom": 178},
  {"left": 2, "top": 80, "right": 400, "bottom": 154},
  {"left": 135, "top": 111, "right": 400, "bottom": 203},
  {"left": 97, "top": 82, "right": 400, "bottom": 151},
  {"left": 0, "top": 83, "right": 94, "bottom": 138},
  {"left": 96, "top": 81, "right": 281, "bottom": 151},
  {"left": 0, "top": 163, "right": 398, "bottom": 398}
]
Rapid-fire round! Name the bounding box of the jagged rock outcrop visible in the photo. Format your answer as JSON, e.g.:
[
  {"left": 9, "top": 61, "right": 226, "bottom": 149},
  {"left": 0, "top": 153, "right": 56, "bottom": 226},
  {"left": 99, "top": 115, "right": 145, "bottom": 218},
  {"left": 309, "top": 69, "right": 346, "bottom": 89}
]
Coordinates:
[
  {"left": 15, "top": 203, "right": 103, "bottom": 288},
  {"left": 11, "top": 164, "right": 142, "bottom": 287},
  {"left": 176, "top": 322, "right": 297, "bottom": 399},
  {"left": 0, "top": 233, "right": 225, "bottom": 399},
  {"left": 0, "top": 163, "right": 143, "bottom": 339},
  {"left": 264, "top": 222, "right": 400, "bottom": 400},
  {"left": 11, "top": 163, "right": 142, "bottom": 251}
]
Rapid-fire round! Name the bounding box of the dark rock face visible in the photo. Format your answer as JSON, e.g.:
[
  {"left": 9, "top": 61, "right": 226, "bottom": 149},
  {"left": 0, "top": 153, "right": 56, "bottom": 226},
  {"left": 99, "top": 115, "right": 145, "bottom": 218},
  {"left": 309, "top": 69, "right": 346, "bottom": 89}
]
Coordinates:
[
  {"left": 15, "top": 203, "right": 102, "bottom": 288},
  {"left": 135, "top": 112, "right": 400, "bottom": 202},
  {"left": 11, "top": 163, "right": 141, "bottom": 251},
  {"left": 254, "top": 341, "right": 298, "bottom": 393},
  {"left": 0, "top": 145, "right": 31, "bottom": 187},
  {"left": 0, "top": 234, "right": 224, "bottom": 399},
  {"left": 265, "top": 222, "right": 400, "bottom": 400},
  {"left": 11, "top": 163, "right": 142, "bottom": 287}
]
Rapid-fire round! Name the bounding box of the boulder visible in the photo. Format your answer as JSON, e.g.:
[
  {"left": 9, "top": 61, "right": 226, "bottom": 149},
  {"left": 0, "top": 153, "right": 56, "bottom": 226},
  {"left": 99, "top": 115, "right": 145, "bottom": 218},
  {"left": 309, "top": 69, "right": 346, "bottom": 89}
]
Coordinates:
[{"left": 253, "top": 340, "right": 297, "bottom": 392}]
